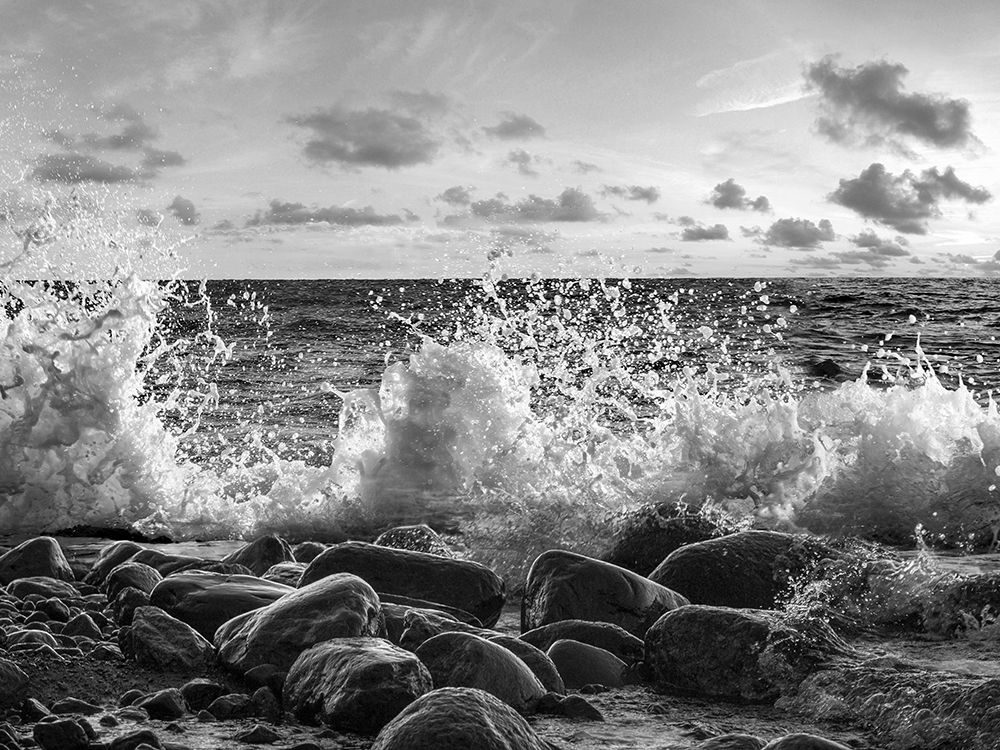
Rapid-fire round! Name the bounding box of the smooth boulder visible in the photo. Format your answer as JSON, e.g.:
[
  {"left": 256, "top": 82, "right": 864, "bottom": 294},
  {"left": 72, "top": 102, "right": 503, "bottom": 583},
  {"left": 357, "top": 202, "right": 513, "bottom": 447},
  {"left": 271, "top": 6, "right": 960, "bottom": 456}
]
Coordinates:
[
  {"left": 119, "top": 605, "right": 215, "bottom": 671},
  {"left": 262, "top": 561, "right": 306, "bottom": 587},
  {"left": 547, "top": 639, "right": 626, "bottom": 689},
  {"left": 83, "top": 541, "right": 145, "bottom": 586},
  {"left": 104, "top": 562, "right": 162, "bottom": 602},
  {"left": 0, "top": 537, "right": 73, "bottom": 584},
  {"left": 221, "top": 534, "right": 295, "bottom": 576},
  {"left": 301, "top": 541, "right": 505, "bottom": 628},
  {"left": 522, "top": 549, "right": 688, "bottom": 637},
  {"left": 285, "top": 637, "right": 432, "bottom": 734},
  {"left": 762, "top": 735, "right": 850, "bottom": 750},
  {"left": 374, "top": 524, "right": 455, "bottom": 557},
  {"left": 520, "top": 620, "right": 644, "bottom": 664},
  {"left": 214, "top": 572, "right": 385, "bottom": 673},
  {"left": 488, "top": 634, "right": 565, "bottom": 694}
]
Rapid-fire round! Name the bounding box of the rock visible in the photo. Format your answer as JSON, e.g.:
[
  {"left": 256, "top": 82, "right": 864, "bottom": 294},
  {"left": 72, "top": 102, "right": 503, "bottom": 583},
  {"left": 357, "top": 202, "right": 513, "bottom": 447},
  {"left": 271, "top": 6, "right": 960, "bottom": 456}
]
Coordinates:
[
  {"left": 105, "top": 563, "right": 162, "bottom": 602},
  {"left": 601, "top": 503, "right": 731, "bottom": 575},
  {"left": 221, "top": 534, "right": 295, "bottom": 577},
  {"left": 179, "top": 679, "right": 227, "bottom": 712},
  {"left": 21, "top": 697, "right": 51, "bottom": 721},
  {"left": 84, "top": 541, "right": 146, "bottom": 587},
  {"left": 644, "top": 605, "right": 849, "bottom": 703},
  {"left": 111, "top": 586, "right": 150, "bottom": 626},
  {"left": 215, "top": 572, "right": 384, "bottom": 673},
  {"left": 0, "top": 537, "right": 73, "bottom": 585},
  {"left": 234, "top": 723, "right": 281, "bottom": 744},
  {"left": 92, "top": 643, "right": 124, "bottom": 660},
  {"left": 696, "top": 736, "right": 766, "bottom": 750},
  {"left": 520, "top": 620, "right": 644, "bottom": 664},
  {"left": 135, "top": 688, "right": 187, "bottom": 720},
  {"left": 119, "top": 689, "right": 145, "bottom": 707},
  {"left": 8, "top": 628, "right": 58, "bottom": 648},
  {"left": 261, "top": 562, "right": 306, "bottom": 587},
  {"left": 923, "top": 572, "right": 1000, "bottom": 635},
  {"left": 557, "top": 694, "right": 604, "bottom": 721},
  {"left": 32, "top": 718, "right": 89, "bottom": 750},
  {"left": 37, "top": 597, "right": 71, "bottom": 621},
  {"left": 251, "top": 686, "right": 281, "bottom": 723},
  {"left": 62, "top": 613, "right": 104, "bottom": 640},
  {"left": 374, "top": 524, "right": 455, "bottom": 557},
  {"left": 380, "top": 593, "right": 483, "bottom": 625},
  {"left": 284, "top": 637, "right": 432, "bottom": 734},
  {"left": 119, "top": 606, "right": 215, "bottom": 671},
  {"left": 300, "top": 541, "right": 505, "bottom": 627},
  {"left": 0, "top": 659, "right": 29, "bottom": 703},
  {"left": 371, "top": 687, "right": 553, "bottom": 750},
  {"left": 292, "top": 541, "right": 327, "bottom": 563},
  {"left": 109, "top": 729, "right": 165, "bottom": 750},
  {"left": 547, "top": 639, "right": 626, "bottom": 689},
  {"left": 245, "top": 664, "right": 287, "bottom": 695},
  {"left": 488, "top": 635, "right": 564, "bottom": 694},
  {"left": 206, "top": 693, "right": 253, "bottom": 720},
  {"left": 126, "top": 550, "right": 205, "bottom": 576},
  {"left": 522, "top": 550, "right": 688, "bottom": 638},
  {"left": 150, "top": 571, "right": 294, "bottom": 640},
  {"left": 397, "top": 607, "right": 494, "bottom": 651},
  {"left": 6, "top": 576, "right": 78, "bottom": 599},
  {"left": 415, "top": 632, "right": 545, "bottom": 713},
  {"left": 762, "top": 735, "right": 850, "bottom": 750},
  {"left": 648, "top": 531, "right": 838, "bottom": 609},
  {"left": 51, "top": 696, "right": 102, "bottom": 714}
]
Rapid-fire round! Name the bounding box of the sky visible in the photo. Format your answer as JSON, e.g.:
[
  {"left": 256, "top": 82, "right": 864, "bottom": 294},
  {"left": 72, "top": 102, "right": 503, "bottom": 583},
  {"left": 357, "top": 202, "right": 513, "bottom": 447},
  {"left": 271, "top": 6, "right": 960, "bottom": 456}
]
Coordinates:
[{"left": 2, "top": 0, "right": 1000, "bottom": 278}]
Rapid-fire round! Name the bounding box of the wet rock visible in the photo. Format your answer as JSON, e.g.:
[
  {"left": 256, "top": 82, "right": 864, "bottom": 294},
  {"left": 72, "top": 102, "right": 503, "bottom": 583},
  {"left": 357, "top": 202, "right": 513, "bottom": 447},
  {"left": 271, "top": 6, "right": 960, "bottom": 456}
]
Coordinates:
[
  {"left": 7, "top": 628, "right": 58, "bottom": 648},
  {"left": 0, "top": 659, "right": 29, "bottom": 704},
  {"left": 215, "top": 572, "right": 384, "bottom": 673},
  {"left": 415, "top": 632, "right": 545, "bottom": 713},
  {"left": 135, "top": 688, "right": 187, "bottom": 720},
  {"left": 32, "top": 718, "right": 89, "bottom": 750},
  {"left": 126, "top": 550, "right": 205, "bottom": 576},
  {"left": 380, "top": 593, "right": 483, "bottom": 625},
  {"left": 0, "top": 537, "right": 73, "bottom": 585},
  {"left": 234, "top": 723, "right": 281, "bottom": 744},
  {"left": 645, "top": 605, "right": 850, "bottom": 703},
  {"left": 922, "top": 571, "right": 1000, "bottom": 635},
  {"left": 51, "top": 696, "right": 102, "bottom": 715},
  {"left": 150, "top": 571, "right": 294, "bottom": 640},
  {"left": 119, "top": 606, "right": 215, "bottom": 671},
  {"left": 762, "top": 735, "right": 850, "bottom": 750},
  {"left": 557, "top": 694, "right": 604, "bottom": 721},
  {"left": 301, "top": 541, "right": 505, "bottom": 628},
  {"left": 488, "top": 635, "right": 564, "bottom": 694},
  {"left": 119, "top": 689, "right": 145, "bottom": 707},
  {"left": 84, "top": 541, "right": 145, "bottom": 587},
  {"left": 221, "top": 534, "right": 295, "bottom": 577},
  {"left": 20, "top": 697, "right": 51, "bottom": 722},
  {"left": 648, "top": 531, "right": 838, "bottom": 609},
  {"left": 261, "top": 562, "right": 305, "bottom": 587},
  {"left": 206, "top": 693, "right": 253, "bottom": 720},
  {"left": 547, "top": 639, "right": 626, "bottom": 689},
  {"left": 396, "top": 607, "right": 493, "bottom": 650},
  {"left": 104, "top": 563, "right": 162, "bottom": 602},
  {"left": 245, "top": 664, "right": 287, "bottom": 695},
  {"left": 284, "top": 637, "right": 432, "bottom": 734},
  {"left": 292, "top": 541, "right": 327, "bottom": 563},
  {"left": 36, "top": 597, "right": 71, "bottom": 622},
  {"left": 109, "top": 729, "right": 165, "bottom": 750},
  {"left": 92, "top": 643, "right": 124, "bottom": 660},
  {"left": 696, "top": 736, "right": 766, "bottom": 750},
  {"left": 371, "top": 687, "right": 553, "bottom": 750},
  {"left": 110, "top": 586, "right": 150, "bottom": 626},
  {"left": 601, "top": 503, "right": 730, "bottom": 575},
  {"left": 522, "top": 550, "right": 688, "bottom": 638},
  {"left": 179, "top": 679, "right": 227, "bottom": 712},
  {"left": 62, "top": 612, "right": 103, "bottom": 640},
  {"left": 519, "top": 620, "right": 644, "bottom": 664},
  {"left": 374, "top": 524, "right": 455, "bottom": 557},
  {"left": 6, "top": 577, "right": 78, "bottom": 600},
  {"left": 251, "top": 686, "right": 281, "bottom": 724}
]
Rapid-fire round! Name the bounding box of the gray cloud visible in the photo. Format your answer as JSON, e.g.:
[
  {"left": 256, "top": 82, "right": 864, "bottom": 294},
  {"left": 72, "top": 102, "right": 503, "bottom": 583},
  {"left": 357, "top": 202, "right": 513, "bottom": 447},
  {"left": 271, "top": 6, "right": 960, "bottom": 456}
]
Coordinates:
[
  {"left": 805, "top": 56, "right": 976, "bottom": 150},
  {"left": 247, "top": 199, "right": 409, "bottom": 227},
  {"left": 168, "top": 195, "right": 200, "bottom": 226},
  {"left": 288, "top": 107, "right": 440, "bottom": 169},
  {"left": 707, "top": 178, "right": 770, "bottom": 212},
  {"left": 469, "top": 188, "right": 601, "bottom": 223},
  {"left": 483, "top": 112, "right": 546, "bottom": 140},
  {"left": 506, "top": 149, "right": 540, "bottom": 177},
  {"left": 680, "top": 222, "right": 730, "bottom": 241},
  {"left": 141, "top": 148, "right": 186, "bottom": 169},
  {"left": 32, "top": 154, "right": 139, "bottom": 184},
  {"left": 437, "top": 186, "right": 473, "bottom": 206},
  {"left": 388, "top": 90, "right": 450, "bottom": 118},
  {"left": 763, "top": 217, "right": 835, "bottom": 248},
  {"left": 601, "top": 185, "right": 660, "bottom": 204},
  {"left": 849, "top": 229, "right": 909, "bottom": 256},
  {"left": 488, "top": 226, "right": 559, "bottom": 257},
  {"left": 829, "top": 163, "right": 991, "bottom": 234},
  {"left": 573, "top": 160, "right": 601, "bottom": 174}
]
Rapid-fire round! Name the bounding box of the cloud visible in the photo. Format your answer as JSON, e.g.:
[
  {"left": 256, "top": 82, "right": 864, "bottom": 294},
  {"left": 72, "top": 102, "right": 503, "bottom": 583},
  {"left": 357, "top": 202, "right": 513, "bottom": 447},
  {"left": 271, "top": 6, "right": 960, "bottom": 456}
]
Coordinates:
[
  {"left": 506, "top": 149, "right": 541, "bottom": 177},
  {"left": 288, "top": 106, "right": 440, "bottom": 169},
  {"left": 388, "top": 90, "right": 450, "bottom": 118},
  {"left": 136, "top": 209, "right": 162, "bottom": 226},
  {"left": 488, "top": 226, "right": 559, "bottom": 257},
  {"left": 467, "top": 188, "right": 601, "bottom": 223},
  {"left": 805, "top": 56, "right": 976, "bottom": 150},
  {"left": 32, "top": 153, "right": 139, "bottom": 183},
  {"left": 247, "top": 199, "right": 409, "bottom": 226},
  {"left": 600, "top": 185, "right": 660, "bottom": 204},
  {"left": 483, "top": 112, "right": 546, "bottom": 140},
  {"left": 437, "top": 186, "right": 473, "bottom": 206},
  {"left": 572, "top": 160, "right": 601, "bottom": 174},
  {"left": 168, "top": 195, "right": 200, "bottom": 226},
  {"left": 763, "top": 217, "right": 835, "bottom": 248},
  {"left": 829, "top": 163, "right": 991, "bottom": 234},
  {"left": 848, "top": 229, "right": 909, "bottom": 256},
  {"left": 706, "top": 178, "right": 770, "bottom": 212},
  {"left": 680, "top": 222, "right": 730, "bottom": 241},
  {"left": 141, "top": 148, "right": 186, "bottom": 169}
]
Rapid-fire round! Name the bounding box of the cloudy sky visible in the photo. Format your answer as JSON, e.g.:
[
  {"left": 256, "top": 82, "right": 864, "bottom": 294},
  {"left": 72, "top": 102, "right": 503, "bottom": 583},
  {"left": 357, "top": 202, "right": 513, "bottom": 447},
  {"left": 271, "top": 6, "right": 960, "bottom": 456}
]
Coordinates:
[{"left": 2, "top": 0, "right": 1000, "bottom": 278}]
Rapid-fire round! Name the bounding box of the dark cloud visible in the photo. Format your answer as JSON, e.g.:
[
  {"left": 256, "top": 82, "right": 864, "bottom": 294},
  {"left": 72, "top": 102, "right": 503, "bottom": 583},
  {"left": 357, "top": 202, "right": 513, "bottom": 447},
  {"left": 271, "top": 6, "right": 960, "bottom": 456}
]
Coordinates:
[
  {"left": 141, "top": 148, "right": 186, "bottom": 169},
  {"left": 830, "top": 250, "right": 893, "bottom": 268},
  {"left": 506, "top": 149, "right": 540, "bottom": 177},
  {"left": 573, "top": 160, "right": 601, "bottom": 174},
  {"left": 939, "top": 252, "right": 1000, "bottom": 275},
  {"left": 600, "top": 185, "right": 660, "bottom": 204},
  {"left": 437, "top": 186, "right": 473, "bottom": 206},
  {"left": 80, "top": 120, "right": 157, "bottom": 151},
  {"left": 136, "top": 209, "right": 162, "bottom": 226},
  {"left": 707, "top": 178, "right": 770, "bottom": 212},
  {"left": 32, "top": 154, "right": 139, "bottom": 184},
  {"left": 247, "top": 199, "right": 409, "bottom": 227},
  {"left": 488, "top": 226, "right": 559, "bottom": 257},
  {"left": 848, "top": 229, "right": 909, "bottom": 256},
  {"left": 167, "top": 195, "right": 200, "bottom": 226},
  {"left": 288, "top": 107, "right": 440, "bottom": 169},
  {"left": 483, "top": 112, "right": 546, "bottom": 140},
  {"left": 676, "top": 216, "right": 696, "bottom": 227},
  {"left": 763, "top": 217, "right": 835, "bottom": 248},
  {"left": 829, "top": 163, "right": 991, "bottom": 234},
  {"left": 680, "top": 222, "right": 730, "bottom": 241},
  {"left": 805, "top": 56, "right": 976, "bottom": 150},
  {"left": 469, "top": 188, "right": 601, "bottom": 223},
  {"left": 388, "top": 90, "right": 450, "bottom": 118}
]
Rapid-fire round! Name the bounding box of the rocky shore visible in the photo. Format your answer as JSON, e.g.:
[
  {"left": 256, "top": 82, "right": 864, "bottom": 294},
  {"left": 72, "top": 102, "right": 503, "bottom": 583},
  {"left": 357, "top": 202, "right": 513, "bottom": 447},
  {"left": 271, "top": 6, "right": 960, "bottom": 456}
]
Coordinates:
[{"left": 1, "top": 511, "right": 1000, "bottom": 750}]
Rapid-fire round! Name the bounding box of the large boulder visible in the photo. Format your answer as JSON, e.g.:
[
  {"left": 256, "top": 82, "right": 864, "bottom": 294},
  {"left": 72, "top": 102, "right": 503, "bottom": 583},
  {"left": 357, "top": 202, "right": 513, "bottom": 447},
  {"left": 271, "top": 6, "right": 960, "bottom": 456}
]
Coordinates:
[
  {"left": 301, "top": 541, "right": 505, "bottom": 628},
  {"left": 221, "top": 534, "right": 295, "bottom": 576},
  {"left": 546, "top": 639, "right": 626, "bottom": 689},
  {"left": 522, "top": 550, "right": 688, "bottom": 637},
  {"left": 648, "top": 531, "right": 837, "bottom": 609},
  {"left": 214, "top": 572, "right": 385, "bottom": 673},
  {"left": 488, "top": 635, "right": 565, "bottom": 694},
  {"left": 150, "top": 571, "right": 294, "bottom": 640},
  {"left": 371, "top": 687, "right": 554, "bottom": 750},
  {"left": 397, "top": 608, "right": 493, "bottom": 651},
  {"left": 520, "top": 620, "right": 644, "bottom": 664},
  {"left": 262, "top": 562, "right": 306, "bottom": 587},
  {"left": 374, "top": 524, "right": 455, "bottom": 557},
  {"left": 104, "top": 562, "right": 162, "bottom": 602},
  {"left": 6, "top": 576, "right": 79, "bottom": 600},
  {"left": 119, "top": 606, "right": 215, "bottom": 672},
  {"left": 0, "top": 537, "right": 73, "bottom": 584},
  {"left": 83, "top": 541, "right": 145, "bottom": 586},
  {"left": 414, "top": 632, "right": 545, "bottom": 713},
  {"left": 284, "top": 637, "right": 432, "bottom": 734},
  {"left": 644, "top": 605, "right": 850, "bottom": 703},
  {"left": 0, "top": 658, "right": 29, "bottom": 705}
]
